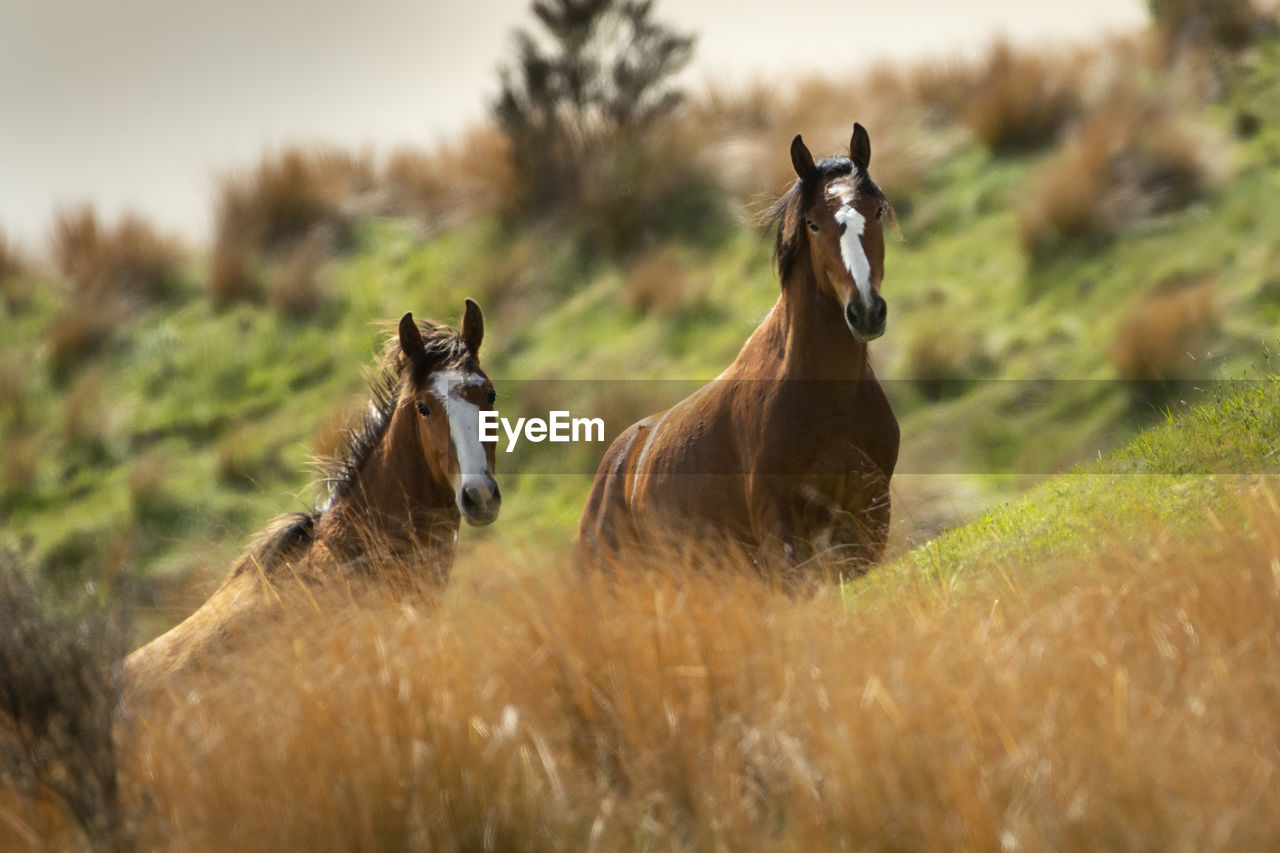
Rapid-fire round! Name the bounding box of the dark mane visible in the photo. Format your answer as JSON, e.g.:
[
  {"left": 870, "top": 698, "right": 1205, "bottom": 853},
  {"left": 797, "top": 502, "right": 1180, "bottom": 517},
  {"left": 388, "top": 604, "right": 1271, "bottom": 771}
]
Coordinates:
[
  {"left": 764, "top": 155, "right": 890, "bottom": 283},
  {"left": 319, "top": 318, "right": 475, "bottom": 508}
]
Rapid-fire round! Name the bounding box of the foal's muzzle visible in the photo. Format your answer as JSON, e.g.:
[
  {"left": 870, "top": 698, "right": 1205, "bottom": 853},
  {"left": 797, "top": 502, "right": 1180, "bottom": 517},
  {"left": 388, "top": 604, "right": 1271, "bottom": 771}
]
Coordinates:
[
  {"left": 845, "top": 295, "right": 887, "bottom": 341},
  {"left": 459, "top": 475, "right": 501, "bottom": 526}
]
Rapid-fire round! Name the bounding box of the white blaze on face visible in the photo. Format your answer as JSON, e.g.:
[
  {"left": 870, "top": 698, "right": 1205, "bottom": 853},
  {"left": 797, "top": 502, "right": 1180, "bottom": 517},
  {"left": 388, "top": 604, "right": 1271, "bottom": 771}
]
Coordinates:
[
  {"left": 828, "top": 180, "right": 873, "bottom": 306},
  {"left": 430, "top": 370, "right": 491, "bottom": 494}
]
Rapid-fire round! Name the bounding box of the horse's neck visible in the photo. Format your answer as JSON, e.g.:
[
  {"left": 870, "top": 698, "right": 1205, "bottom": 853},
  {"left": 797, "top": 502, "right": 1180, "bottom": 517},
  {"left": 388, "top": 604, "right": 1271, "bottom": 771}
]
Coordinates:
[
  {"left": 315, "top": 407, "right": 459, "bottom": 568},
  {"left": 735, "top": 257, "right": 870, "bottom": 382}
]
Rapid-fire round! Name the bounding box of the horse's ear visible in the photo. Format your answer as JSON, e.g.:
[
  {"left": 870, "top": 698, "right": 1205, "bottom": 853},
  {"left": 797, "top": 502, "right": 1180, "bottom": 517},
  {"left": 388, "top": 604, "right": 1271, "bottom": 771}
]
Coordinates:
[
  {"left": 399, "top": 312, "right": 424, "bottom": 358},
  {"left": 850, "top": 122, "right": 871, "bottom": 173},
  {"left": 790, "top": 134, "right": 815, "bottom": 179},
  {"left": 461, "top": 298, "right": 484, "bottom": 354}
]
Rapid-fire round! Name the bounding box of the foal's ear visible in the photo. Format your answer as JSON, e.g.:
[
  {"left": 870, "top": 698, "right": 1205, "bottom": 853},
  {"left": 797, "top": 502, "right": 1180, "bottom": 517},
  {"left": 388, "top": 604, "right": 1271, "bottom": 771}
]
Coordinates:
[
  {"left": 461, "top": 298, "right": 484, "bottom": 354},
  {"left": 850, "top": 122, "right": 871, "bottom": 173},
  {"left": 790, "top": 134, "right": 815, "bottom": 179},
  {"left": 399, "top": 312, "right": 424, "bottom": 358}
]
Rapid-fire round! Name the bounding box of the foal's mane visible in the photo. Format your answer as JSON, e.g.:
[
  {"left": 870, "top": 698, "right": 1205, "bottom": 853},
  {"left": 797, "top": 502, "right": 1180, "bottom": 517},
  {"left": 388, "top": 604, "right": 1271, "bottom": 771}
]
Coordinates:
[
  {"left": 233, "top": 318, "right": 474, "bottom": 577},
  {"left": 322, "top": 319, "right": 474, "bottom": 502},
  {"left": 764, "top": 154, "right": 892, "bottom": 283}
]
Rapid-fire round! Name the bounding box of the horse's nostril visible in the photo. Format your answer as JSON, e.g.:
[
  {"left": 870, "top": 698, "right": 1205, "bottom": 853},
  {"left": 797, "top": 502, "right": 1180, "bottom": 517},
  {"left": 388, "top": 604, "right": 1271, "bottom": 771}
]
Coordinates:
[
  {"left": 874, "top": 298, "right": 887, "bottom": 324},
  {"left": 491, "top": 483, "right": 501, "bottom": 502}
]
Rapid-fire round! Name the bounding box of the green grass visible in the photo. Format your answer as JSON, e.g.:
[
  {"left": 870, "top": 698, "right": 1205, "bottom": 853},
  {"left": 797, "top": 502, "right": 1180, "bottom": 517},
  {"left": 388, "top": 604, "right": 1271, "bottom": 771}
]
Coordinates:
[{"left": 884, "top": 374, "right": 1280, "bottom": 593}]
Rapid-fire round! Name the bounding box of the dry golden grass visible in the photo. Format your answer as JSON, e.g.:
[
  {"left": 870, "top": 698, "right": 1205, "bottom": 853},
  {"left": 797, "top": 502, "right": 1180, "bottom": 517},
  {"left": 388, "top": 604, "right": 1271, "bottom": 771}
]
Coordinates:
[
  {"left": 1109, "top": 275, "right": 1217, "bottom": 380},
  {"left": 1019, "top": 89, "right": 1213, "bottom": 260},
  {"left": 213, "top": 147, "right": 371, "bottom": 257},
  {"left": 266, "top": 234, "right": 330, "bottom": 317},
  {"left": 686, "top": 70, "right": 947, "bottom": 209},
  {"left": 207, "top": 234, "right": 260, "bottom": 309},
  {"left": 72, "top": 484, "right": 1279, "bottom": 850},
  {"left": 1151, "top": 0, "right": 1268, "bottom": 57},
  {"left": 0, "top": 230, "right": 32, "bottom": 312},
  {"left": 384, "top": 127, "right": 516, "bottom": 231},
  {"left": 42, "top": 207, "right": 185, "bottom": 374},
  {"left": 209, "top": 147, "right": 371, "bottom": 309},
  {"left": 962, "top": 42, "right": 1085, "bottom": 154},
  {"left": 49, "top": 207, "right": 184, "bottom": 304},
  {"left": 622, "top": 246, "right": 706, "bottom": 317}
]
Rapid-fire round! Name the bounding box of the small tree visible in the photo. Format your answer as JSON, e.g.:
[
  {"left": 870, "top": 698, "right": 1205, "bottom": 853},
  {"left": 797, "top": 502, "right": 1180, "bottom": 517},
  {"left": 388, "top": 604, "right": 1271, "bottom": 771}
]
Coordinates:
[{"left": 494, "top": 0, "right": 695, "bottom": 214}]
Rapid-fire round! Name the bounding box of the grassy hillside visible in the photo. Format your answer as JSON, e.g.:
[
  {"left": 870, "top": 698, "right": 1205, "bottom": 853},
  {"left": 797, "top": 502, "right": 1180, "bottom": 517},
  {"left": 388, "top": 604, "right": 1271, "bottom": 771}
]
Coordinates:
[
  {"left": 5, "top": 349, "right": 1277, "bottom": 851},
  {"left": 4, "top": 30, "right": 1280, "bottom": 625}
]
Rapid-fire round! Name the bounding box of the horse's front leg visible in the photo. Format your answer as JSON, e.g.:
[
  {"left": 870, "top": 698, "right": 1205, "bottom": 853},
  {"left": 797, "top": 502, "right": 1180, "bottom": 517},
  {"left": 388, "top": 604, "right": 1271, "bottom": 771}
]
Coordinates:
[{"left": 746, "top": 477, "right": 809, "bottom": 585}]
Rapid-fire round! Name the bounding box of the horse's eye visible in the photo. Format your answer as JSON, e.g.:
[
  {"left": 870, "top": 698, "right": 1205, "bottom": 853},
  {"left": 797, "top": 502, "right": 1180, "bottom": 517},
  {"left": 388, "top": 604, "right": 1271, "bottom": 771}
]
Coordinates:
[
  {"left": 875, "top": 208, "right": 883, "bottom": 221},
  {"left": 807, "top": 220, "right": 819, "bottom": 233},
  {"left": 416, "top": 401, "right": 430, "bottom": 418},
  {"left": 487, "top": 390, "right": 497, "bottom": 406}
]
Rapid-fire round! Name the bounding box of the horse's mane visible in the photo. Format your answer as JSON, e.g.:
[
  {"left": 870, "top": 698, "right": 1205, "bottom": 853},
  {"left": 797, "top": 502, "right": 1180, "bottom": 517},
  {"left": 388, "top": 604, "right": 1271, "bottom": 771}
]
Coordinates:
[
  {"left": 230, "top": 318, "right": 474, "bottom": 578},
  {"left": 764, "top": 155, "right": 892, "bottom": 284},
  {"left": 322, "top": 318, "right": 474, "bottom": 504}
]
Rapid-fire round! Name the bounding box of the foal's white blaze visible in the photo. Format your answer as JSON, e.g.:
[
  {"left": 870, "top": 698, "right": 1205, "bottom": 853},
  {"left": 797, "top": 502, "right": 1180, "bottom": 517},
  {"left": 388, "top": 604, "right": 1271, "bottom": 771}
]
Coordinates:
[
  {"left": 430, "top": 370, "right": 491, "bottom": 496},
  {"left": 828, "top": 182, "right": 873, "bottom": 307}
]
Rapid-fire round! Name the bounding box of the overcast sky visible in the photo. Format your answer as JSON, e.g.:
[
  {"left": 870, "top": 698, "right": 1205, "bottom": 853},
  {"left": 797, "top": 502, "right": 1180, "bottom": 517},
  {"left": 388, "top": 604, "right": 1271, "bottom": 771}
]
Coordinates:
[{"left": 0, "top": 0, "right": 1147, "bottom": 250}]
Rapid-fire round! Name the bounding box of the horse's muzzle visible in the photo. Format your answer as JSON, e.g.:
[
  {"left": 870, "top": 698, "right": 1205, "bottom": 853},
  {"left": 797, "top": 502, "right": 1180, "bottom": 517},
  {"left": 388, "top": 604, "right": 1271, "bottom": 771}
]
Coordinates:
[
  {"left": 845, "top": 295, "right": 887, "bottom": 341},
  {"left": 460, "top": 476, "right": 501, "bottom": 526}
]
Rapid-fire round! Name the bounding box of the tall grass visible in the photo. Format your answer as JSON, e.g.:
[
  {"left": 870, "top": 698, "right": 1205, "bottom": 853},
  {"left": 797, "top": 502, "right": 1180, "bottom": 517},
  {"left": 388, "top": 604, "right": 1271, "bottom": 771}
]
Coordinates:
[
  {"left": 0, "top": 554, "right": 131, "bottom": 852},
  {"left": 107, "top": 485, "right": 1280, "bottom": 850}
]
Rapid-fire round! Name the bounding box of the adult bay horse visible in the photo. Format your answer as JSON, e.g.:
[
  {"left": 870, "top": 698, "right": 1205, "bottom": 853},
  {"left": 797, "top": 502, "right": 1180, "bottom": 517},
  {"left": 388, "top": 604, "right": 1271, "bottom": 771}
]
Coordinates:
[
  {"left": 126, "top": 298, "right": 500, "bottom": 682},
  {"left": 578, "top": 124, "right": 898, "bottom": 580}
]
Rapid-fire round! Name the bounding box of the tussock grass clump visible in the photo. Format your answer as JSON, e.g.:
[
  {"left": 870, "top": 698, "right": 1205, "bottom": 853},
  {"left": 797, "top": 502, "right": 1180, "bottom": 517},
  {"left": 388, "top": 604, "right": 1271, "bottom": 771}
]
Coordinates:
[
  {"left": 42, "top": 207, "right": 185, "bottom": 375},
  {"left": 211, "top": 147, "right": 372, "bottom": 309},
  {"left": 115, "top": 491, "right": 1280, "bottom": 850},
  {"left": 1019, "top": 90, "right": 1213, "bottom": 260},
  {"left": 0, "top": 554, "right": 131, "bottom": 852},
  {"left": 49, "top": 207, "right": 184, "bottom": 304},
  {"left": 1150, "top": 0, "right": 1271, "bottom": 57},
  {"left": 962, "top": 41, "right": 1085, "bottom": 154},
  {"left": 383, "top": 127, "right": 516, "bottom": 230},
  {"left": 903, "top": 321, "right": 992, "bottom": 400},
  {"left": 622, "top": 247, "right": 704, "bottom": 317},
  {"left": 266, "top": 234, "right": 330, "bottom": 317},
  {"left": 0, "top": 231, "right": 32, "bottom": 312},
  {"left": 1109, "top": 274, "right": 1217, "bottom": 381}
]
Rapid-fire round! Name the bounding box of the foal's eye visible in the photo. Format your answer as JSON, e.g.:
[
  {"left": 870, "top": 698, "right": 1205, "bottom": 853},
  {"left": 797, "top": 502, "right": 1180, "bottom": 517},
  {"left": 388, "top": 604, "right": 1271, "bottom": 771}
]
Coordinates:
[
  {"left": 875, "top": 208, "right": 883, "bottom": 221},
  {"left": 415, "top": 401, "right": 430, "bottom": 418},
  {"left": 806, "top": 220, "right": 819, "bottom": 233},
  {"left": 487, "top": 390, "right": 497, "bottom": 405}
]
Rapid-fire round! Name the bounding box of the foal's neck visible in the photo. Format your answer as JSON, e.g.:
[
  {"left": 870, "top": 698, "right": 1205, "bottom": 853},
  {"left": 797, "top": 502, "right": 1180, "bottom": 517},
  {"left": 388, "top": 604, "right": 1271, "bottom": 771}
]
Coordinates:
[
  {"left": 316, "top": 404, "right": 459, "bottom": 575},
  {"left": 772, "top": 256, "right": 870, "bottom": 382}
]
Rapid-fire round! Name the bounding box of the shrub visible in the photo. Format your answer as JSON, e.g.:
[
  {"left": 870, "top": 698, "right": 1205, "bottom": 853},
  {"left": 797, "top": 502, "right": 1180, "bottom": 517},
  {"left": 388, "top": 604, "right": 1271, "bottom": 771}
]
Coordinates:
[
  {"left": 494, "top": 0, "right": 695, "bottom": 213},
  {"left": 493, "top": 0, "right": 721, "bottom": 257}
]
